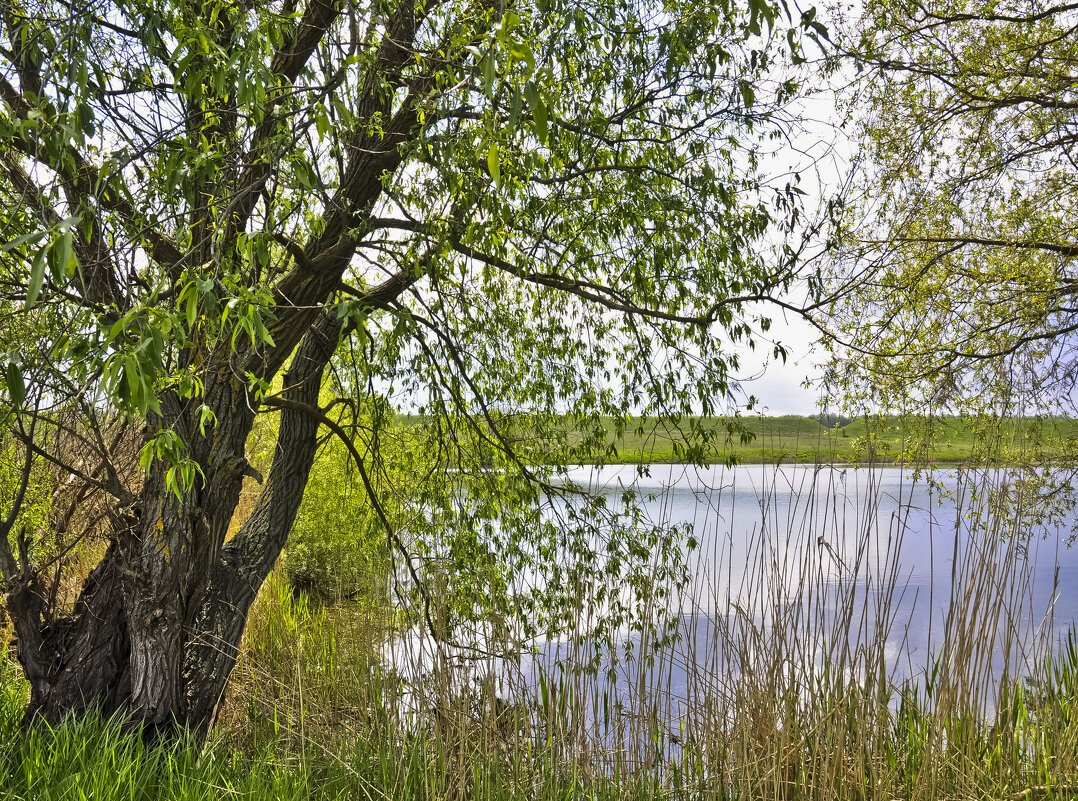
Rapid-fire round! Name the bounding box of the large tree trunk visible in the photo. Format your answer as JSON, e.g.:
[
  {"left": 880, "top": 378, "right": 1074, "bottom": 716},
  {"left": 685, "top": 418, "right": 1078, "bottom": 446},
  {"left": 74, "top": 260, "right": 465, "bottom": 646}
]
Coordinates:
[{"left": 10, "top": 312, "right": 342, "bottom": 735}]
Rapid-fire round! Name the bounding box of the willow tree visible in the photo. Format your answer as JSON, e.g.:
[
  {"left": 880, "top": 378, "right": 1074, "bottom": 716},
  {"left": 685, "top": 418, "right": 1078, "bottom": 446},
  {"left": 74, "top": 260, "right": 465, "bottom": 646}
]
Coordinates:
[
  {"left": 0, "top": 0, "right": 822, "bottom": 733},
  {"left": 828, "top": 0, "right": 1078, "bottom": 414}
]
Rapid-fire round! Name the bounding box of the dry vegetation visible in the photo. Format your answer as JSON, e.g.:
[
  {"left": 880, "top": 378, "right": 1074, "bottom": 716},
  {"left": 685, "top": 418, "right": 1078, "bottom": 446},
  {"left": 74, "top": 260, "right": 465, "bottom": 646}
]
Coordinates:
[{"left": 2, "top": 437, "right": 1078, "bottom": 799}]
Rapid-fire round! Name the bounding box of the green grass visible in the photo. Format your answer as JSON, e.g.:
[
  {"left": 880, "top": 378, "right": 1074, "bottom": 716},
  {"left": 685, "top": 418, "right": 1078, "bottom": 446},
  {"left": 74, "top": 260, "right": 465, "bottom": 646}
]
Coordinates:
[
  {"left": 399, "top": 412, "right": 1078, "bottom": 466},
  {"left": 5, "top": 460, "right": 1078, "bottom": 799},
  {"left": 557, "top": 414, "right": 1078, "bottom": 466},
  {"left": 0, "top": 714, "right": 357, "bottom": 801},
  {"left": 3, "top": 598, "right": 1078, "bottom": 800}
]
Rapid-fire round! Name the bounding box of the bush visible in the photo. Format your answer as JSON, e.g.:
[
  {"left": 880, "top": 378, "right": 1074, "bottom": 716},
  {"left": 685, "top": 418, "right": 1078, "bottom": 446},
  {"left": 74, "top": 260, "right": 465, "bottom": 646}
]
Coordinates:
[
  {"left": 287, "top": 456, "right": 389, "bottom": 600},
  {"left": 285, "top": 415, "right": 394, "bottom": 601}
]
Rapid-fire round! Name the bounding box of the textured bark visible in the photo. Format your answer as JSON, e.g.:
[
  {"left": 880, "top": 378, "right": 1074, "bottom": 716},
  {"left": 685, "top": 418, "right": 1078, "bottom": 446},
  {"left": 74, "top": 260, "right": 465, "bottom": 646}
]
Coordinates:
[
  {"left": 20, "top": 543, "right": 131, "bottom": 724},
  {"left": 1, "top": 0, "right": 435, "bottom": 739},
  {"left": 120, "top": 370, "right": 258, "bottom": 729},
  {"left": 183, "top": 312, "right": 342, "bottom": 733},
  {"left": 9, "top": 312, "right": 341, "bottom": 734}
]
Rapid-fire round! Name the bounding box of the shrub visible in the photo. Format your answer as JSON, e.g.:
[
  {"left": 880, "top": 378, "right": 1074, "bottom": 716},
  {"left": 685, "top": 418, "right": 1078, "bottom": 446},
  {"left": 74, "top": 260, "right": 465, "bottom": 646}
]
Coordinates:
[{"left": 286, "top": 441, "right": 390, "bottom": 601}]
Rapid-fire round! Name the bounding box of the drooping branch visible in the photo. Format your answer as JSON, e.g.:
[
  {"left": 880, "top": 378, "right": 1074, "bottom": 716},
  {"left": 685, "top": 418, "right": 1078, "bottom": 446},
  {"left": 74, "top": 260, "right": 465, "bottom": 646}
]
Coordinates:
[
  {"left": 260, "top": 391, "right": 440, "bottom": 639},
  {"left": 367, "top": 217, "right": 797, "bottom": 326},
  {"left": 217, "top": 0, "right": 346, "bottom": 254},
  {"left": 0, "top": 74, "right": 183, "bottom": 277}
]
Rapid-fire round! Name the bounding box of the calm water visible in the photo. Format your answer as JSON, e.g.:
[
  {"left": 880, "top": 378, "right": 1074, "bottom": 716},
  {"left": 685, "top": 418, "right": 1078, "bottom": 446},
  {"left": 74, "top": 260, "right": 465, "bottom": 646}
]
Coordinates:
[
  {"left": 391, "top": 464, "right": 1078, "bottom": 716},
  {"left": 536, "top": 465, "right": 1078, "bottom": 706}
]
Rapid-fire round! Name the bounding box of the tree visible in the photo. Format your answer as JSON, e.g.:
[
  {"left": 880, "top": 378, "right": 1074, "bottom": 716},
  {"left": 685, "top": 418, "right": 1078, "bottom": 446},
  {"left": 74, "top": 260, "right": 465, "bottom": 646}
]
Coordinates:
[
  {"left": 826, "top": 0, "right": 1078, "bottom": 415},
  {"left": 0, "top": 0, "right": 823, "bottom": 734}
]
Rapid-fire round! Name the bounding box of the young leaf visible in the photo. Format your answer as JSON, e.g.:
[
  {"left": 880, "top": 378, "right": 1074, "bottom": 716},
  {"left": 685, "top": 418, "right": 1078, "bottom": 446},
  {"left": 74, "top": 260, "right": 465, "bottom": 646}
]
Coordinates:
[
  {"left": 524, "top": 82, "right": 548, "bottom": 145},
  {"left": 487, "top": 143, "right": 501, "bottom": 186},
  {"left": 25, "top": 248, "right": 46, "bottom": 308},
  {"left": 5, "top": 362, "right": 25, "bottom": 406}
]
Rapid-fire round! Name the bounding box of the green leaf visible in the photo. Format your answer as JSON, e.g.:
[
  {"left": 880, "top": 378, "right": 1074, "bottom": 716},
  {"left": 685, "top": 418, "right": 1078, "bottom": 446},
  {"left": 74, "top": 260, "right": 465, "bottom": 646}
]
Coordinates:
[
  {"left": 524, "top": 82, "right": 548, "bottom": 145},
  {"left": 54, "top": 231, "right": 75, "bottom": 281},
  {"left": 480, "top": 53, "right": 496, "bottom": 96},
  {"left": 487, "top": 143, "right": 501, "bottom": 186},
  {"left": 508, "top": 86, "right": 523, "bottom": 130},
  {"left": 5, "top": 362, "right": 25, "bottom": 407},
  {"left": 295, "top": 160, "right": 318, "bottom": 189},
  {"left": 508, "top": 40, "right": 535, "bottom": 76},
  {"left": 255, "top": 317, "right": 275, "bottom": 347},
  {"left": 125, "top": 356, "right": 142, "bottom": 410},
  {"left": 149, "top": 327, "right": 165, "bottom": 369},
  {"left": 138, "top": 440, "right": 155, "bottom": 473},
  {"left": 500, "top": 10, "right": 520, "bottom": 33},
  {"left": 739, "top": 81, "right": 755, "bottom": 108},
  {"left": 185, "top": 286, "right": 198, "bottom": 329},
  {"left": 315, "top": 107, "right": 331, "bottom": 140},
  {"left": 25, "top": 248, "right": 46, "bottom": 308},
  {"left": 198, "top": 405, "right": 217, "bottom": 436},
  {"left": 1, "top": 231, "right": 44, "bottom": 252},
  {"left": 166, "top": 466, "right": 182, "bottom": 501}
]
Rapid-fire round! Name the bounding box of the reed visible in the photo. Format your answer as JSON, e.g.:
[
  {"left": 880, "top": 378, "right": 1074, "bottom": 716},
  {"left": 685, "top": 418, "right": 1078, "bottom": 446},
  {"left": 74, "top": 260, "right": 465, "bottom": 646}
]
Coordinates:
[{"left": 2, "top": 463, "right": 1077, "bottom": 800}]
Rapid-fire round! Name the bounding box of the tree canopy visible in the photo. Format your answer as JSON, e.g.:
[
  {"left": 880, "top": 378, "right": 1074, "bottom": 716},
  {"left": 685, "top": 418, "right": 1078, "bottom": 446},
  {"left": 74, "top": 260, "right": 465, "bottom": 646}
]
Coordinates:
[
  {"left": 0, "top": 0, "right": 824, "bottom": 732},
  {"left": 827, "top": 0, "right": 1078, "bottom": 415}
]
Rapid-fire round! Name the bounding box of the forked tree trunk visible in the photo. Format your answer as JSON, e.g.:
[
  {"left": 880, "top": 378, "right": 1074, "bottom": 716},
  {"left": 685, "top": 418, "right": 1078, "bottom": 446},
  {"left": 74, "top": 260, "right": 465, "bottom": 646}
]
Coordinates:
[{"left": 9, "top": 312, "right": 342, "bottom": 736}]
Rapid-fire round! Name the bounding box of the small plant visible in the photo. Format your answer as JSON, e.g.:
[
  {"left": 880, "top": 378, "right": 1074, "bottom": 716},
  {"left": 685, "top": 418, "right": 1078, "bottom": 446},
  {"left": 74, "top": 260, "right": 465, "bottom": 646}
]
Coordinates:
[{"left": 283, "top": 401, "right": 398, "bottom": 601}]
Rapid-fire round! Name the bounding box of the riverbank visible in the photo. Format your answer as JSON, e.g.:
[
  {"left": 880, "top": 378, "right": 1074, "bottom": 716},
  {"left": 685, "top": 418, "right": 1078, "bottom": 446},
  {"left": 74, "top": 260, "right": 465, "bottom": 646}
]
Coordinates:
[
  {"left": 2, "top": 594, "right": 1076, "bottom": 801},
  {"left": 4, "top": 464, "right": 1078, "bottom": 799}
]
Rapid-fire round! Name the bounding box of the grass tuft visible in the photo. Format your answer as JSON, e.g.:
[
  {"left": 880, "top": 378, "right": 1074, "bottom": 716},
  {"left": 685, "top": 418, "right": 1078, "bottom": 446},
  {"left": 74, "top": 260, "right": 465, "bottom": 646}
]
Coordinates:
[{"left": 3, "top": 464, "right": 1078, "bottom": 800}]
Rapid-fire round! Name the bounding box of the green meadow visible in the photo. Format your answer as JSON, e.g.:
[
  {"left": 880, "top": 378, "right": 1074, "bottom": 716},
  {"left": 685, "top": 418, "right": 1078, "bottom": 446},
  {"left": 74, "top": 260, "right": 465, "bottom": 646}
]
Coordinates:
[
  {"left": 558, "top": 415, "right": 1078, "bottom": 466},
  {"left": 397, "top": 413, "right": 1078, "bottom": 465}
]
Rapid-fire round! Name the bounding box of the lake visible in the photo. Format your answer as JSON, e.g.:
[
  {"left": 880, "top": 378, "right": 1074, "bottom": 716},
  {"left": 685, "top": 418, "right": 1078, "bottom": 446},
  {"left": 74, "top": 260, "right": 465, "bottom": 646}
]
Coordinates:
[{"left": 389, "top": 463, "right": 1078, "bottom": 731}]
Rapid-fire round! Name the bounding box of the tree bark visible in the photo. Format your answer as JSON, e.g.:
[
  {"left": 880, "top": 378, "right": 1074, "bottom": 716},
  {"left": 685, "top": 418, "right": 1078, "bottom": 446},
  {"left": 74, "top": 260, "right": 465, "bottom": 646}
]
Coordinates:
[
  {"left": 9, "top": 311, "right": 342, "bottom": 735},
  {"left": 1, "top": 0, "right": 435, "bottom": 739},
  {"left": 183, "top": 311, "right": 342, "bottom": 733},
  {"left": 18, "top": 542, "right": 130, "bottom": 724}
]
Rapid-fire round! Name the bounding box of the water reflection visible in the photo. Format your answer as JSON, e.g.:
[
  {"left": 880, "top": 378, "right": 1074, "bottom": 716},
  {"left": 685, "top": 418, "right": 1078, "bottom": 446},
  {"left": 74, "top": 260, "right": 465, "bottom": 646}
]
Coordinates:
[{"left": 388, "top": 464, "right": 1078, "bottom": 726}]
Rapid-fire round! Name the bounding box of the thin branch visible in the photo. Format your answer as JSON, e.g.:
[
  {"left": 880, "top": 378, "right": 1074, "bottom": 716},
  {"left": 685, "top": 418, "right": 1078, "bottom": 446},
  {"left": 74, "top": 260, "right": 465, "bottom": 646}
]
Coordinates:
[
  {"left": 260, "top": 393, "right": 441, "bottom": 642},
  {"left": 864, "top": 235, "right": 1078, "bottom": 258}
]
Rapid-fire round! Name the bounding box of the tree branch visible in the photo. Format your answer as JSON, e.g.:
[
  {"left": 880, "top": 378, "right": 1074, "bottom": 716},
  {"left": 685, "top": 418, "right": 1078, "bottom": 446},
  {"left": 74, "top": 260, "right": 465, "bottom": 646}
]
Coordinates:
[
  {"left": 259, "top": 392, "right": 440, "bottom": 640},
  {"left": 869, "top": 234, "right": 1078, "bottom": 258},
  {"left": 217, "top": 0, "right": 345, "bottom": 250},
  {"left": 0, "top": 75, "right": 183, "bottom": 272}
]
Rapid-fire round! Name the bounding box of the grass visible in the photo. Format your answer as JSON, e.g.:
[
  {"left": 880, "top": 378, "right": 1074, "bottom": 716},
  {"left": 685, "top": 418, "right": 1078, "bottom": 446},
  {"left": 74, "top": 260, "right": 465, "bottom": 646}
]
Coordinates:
[
  {"left": 3, "top": 463, "right": 1078, "bottom": 799},
  {"left": 544, "top": 414, "right": 1078, "bottom": 466},
  {"left": 398, "top": 412, "right": 1078, "bottom": 466}
]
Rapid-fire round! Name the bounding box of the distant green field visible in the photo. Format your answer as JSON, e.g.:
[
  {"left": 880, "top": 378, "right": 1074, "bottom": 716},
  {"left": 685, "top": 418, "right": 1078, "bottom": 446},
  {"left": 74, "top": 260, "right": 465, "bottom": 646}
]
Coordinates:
[
  {"left": 398, "top": 414, "right": 1078, "bottom": 466},
  {"left": 592, "top": 414, "right": 1078, "bottom": 466}
]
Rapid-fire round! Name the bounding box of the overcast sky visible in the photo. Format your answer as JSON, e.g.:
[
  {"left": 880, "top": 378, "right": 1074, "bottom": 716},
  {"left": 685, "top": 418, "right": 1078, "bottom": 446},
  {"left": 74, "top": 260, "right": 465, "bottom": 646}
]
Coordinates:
[
  {"left": 726, "top": 308, "right": 826, "bottom": 415},
  {"left": 734, "top": 77, "right": 852, "bottom": 417}
]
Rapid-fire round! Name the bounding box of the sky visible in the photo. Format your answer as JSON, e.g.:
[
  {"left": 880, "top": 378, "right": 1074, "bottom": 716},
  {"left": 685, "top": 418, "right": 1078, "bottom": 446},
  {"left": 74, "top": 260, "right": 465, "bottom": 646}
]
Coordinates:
[
  {"left": 732, "top": 310, "right": 825, "bottom": 415},
  {"left": 708, "top": 317, "right": 824, "bottom": 419},
  {"left": 725, "top": 78, "right": 852, "bottom": 417}
]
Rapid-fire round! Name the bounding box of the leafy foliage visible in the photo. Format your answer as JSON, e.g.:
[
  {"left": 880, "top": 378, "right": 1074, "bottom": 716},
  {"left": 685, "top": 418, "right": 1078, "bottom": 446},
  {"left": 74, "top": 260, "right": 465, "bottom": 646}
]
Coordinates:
[
  {"left": 0, "top": 433, "right": 51, "bottom": 555},
  {"left": 828, "top": 0, "right": 1078, "bottom": 415},
  {"left": 285, "top": 403, "right": 395, "bottom": 601},
  {"left": 0, "top": 0, "right": 827, "bottom": 726}
]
